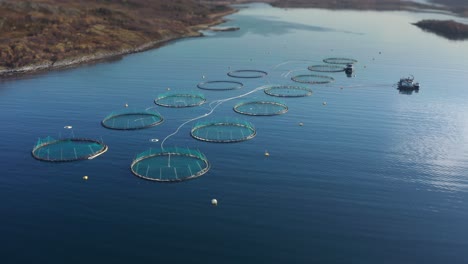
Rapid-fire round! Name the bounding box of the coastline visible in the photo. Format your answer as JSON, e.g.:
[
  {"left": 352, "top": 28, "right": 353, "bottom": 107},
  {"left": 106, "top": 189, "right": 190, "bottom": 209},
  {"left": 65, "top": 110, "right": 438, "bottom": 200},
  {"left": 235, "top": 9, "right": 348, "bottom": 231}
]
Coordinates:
[
  {"left": 0, "top": 8, "right": 237, "bottom": 79},
  {"left": 2, "top": 0, "right": 466, "bottom": 80}
]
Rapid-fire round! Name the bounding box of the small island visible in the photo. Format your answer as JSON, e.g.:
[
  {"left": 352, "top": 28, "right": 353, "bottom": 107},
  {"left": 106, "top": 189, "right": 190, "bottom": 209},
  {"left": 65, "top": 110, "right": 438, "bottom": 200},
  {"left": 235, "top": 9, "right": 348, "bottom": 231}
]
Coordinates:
[{"left": 413, "top": 20, "right": 468, "bottom": 40}]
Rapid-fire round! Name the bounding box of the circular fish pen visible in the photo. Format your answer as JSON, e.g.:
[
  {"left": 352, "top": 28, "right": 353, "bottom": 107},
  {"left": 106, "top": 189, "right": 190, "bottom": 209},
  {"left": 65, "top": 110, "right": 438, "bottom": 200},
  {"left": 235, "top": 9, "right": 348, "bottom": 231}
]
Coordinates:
[
  {"left": 291, "top": 74, "right": 334, "bottom": 84},
  {"left": 308, "top": 65, "right": 345, "bottom": 72},
  {"left": 131, "top": 147, "right": 210, "bottom": 182},
  {"left": 101, "top": 108, "right": 164, "bottom": 130},
  {"left": 264, "top": 85, "right": 313, "bottom": 97},
  {"left": 227, "top": 70, "right": 268, "bottom": 78},
  {"left": 191, "top": 118, "right": 256, "bottom": 143},
  {"left": 154, "top": 92, "right": 206, "bottom": 108},
  {"left": 323, "top": 58, "right": 358, "bottom": 65},
  {"left": 233, "top": 100, "right": 288, "bottom": 116},
  {"left": 197, "top": 80, "right": 244, "bottom": 91},
  {"left": 32, "top": 136, "right": 108, "bottom": 162}
]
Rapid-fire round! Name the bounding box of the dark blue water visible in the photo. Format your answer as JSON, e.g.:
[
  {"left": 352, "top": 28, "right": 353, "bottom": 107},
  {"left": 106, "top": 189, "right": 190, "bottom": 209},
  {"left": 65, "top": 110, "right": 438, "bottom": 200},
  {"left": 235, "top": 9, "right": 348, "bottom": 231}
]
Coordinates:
[{"left": 2, "top": 3, "right": 468, "bottom": 263}]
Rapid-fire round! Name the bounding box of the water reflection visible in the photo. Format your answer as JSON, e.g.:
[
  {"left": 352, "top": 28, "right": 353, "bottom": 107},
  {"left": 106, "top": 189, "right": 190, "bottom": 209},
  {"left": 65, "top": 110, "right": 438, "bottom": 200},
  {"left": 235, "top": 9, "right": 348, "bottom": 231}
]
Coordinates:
[
  {"left": 389, "top": 103, "right": 468, "bottom": 192},
  {"left": 218, "top": 15, "right": 364, "bottom": 38},
  {"left": 398, "top": 88, "right": 419, "bottom": 95}
]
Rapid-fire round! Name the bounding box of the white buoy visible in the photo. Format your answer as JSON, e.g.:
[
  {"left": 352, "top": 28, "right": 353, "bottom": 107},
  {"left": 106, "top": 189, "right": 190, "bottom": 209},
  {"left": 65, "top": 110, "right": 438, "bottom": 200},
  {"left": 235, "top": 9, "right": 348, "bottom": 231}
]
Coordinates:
[
  {"left": 299, "top": 122, "right": 303, "bottom": 126},
  {"left": 125, "top": 103, "right": 128, "bottom": 108},
  {"left": 265, "top": 150, "right": 270, "bottom": 157},
  {"left": 167, "top": 87, "right": 171, "bottom": 91},
  {"left": 150, "top": 138, "right": 159, "bottom": 142},
  {"left": 64, "top": 126, "right": 73, "bottom": 129},
  {"left": 211, "top": 199, "right": 218, "bottom": 206},
  {"left": 323, "top": 102, "right": 327, "bottom": 106},
  {"left": 83, "top": 175, "right": 89, "bottom": 180}
]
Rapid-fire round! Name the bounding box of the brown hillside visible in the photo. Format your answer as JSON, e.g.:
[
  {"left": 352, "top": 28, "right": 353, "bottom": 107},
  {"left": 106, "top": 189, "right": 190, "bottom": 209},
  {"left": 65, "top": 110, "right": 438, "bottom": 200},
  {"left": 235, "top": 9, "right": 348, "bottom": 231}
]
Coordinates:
[{"left": 0, "top": 0, "right": 230, "bottom": 70}]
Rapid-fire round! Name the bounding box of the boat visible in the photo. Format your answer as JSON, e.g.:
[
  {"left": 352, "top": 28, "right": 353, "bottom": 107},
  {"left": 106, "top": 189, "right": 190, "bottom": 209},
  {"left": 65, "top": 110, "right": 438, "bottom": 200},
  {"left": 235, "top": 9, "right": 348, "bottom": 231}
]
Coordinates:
[
  {"left": 397, "top": 75, "right": 420, "bottom": 90},
  {"left": 344, "top": 63, "right": 354, "bottom": 73}
]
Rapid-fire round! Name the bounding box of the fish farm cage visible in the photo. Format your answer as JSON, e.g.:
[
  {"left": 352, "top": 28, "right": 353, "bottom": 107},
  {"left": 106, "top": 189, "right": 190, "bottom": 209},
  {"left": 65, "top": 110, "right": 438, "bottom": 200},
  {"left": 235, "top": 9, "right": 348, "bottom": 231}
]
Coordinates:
[
  {"left": 323, "top": 57, "right": 358, "bottom": 65},
  {"left": 308, "top": 65, "right": 345, "bottom": 72},
  {"left": 197, "top": 80, "right": 244, "bottom": 91},
  {"left": 233, "top": 100, "right": 288, "bottom": 116},
  {"left": 101, "top": 108, "right": 164, "bottom": 130},
  {"left": 227, "top": 69, "right": 268, "bottom": 78},
  {"left": 263, "top": 85, "right": 313, "bottom": 97},
  {"left": 130, "top": 147, "right": 210, "bottom": 182},
  {"left": 190, "top": 118, "right": 256, "bottom": 143},
  {"left": 31, "top": 136, "right": 108, "bottom": 162},
  {"left": 154, "top": 92, "right": 206, "bottom": 108},
  {"left": 291, "top": 74, "right": 335, "bottom": 84}
]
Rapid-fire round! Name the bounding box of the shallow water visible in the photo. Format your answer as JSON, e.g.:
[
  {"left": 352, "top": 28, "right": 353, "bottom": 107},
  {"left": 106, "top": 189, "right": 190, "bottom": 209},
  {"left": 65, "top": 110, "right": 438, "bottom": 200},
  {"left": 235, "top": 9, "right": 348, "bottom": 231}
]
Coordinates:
[{"left": 1, "top": 3, "right": 468, "bottom": 263}]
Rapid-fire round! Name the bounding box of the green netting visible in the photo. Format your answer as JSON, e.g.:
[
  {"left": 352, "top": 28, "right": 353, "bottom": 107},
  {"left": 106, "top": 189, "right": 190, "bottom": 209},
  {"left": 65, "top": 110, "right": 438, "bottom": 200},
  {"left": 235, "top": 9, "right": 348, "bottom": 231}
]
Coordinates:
[
  {"left": 233, "top": 100, "right": 288, "bottom": 116},
  {"left": 191, "top": 118, "right": 256, "bottom": 143},
  {"left": 131, "top": 147, "right": 210, "bottom": 182},
  {"left": 323, "top": 57, "right": 358, "bottom": 65},
  {"left": 32, "top": 137, "right": 108, "bottom": 162},
  {"left": 291, "top": 74, "right": 334, "bottom": 84},
  {"left": 264, "top": 85, "right": 313, "bottom": 97},
  {"left": 155, "top": 92, "right": 206, "bottom": 108},
  {"left": 101, "top": 108, "right": 164, "bottom": 130}
]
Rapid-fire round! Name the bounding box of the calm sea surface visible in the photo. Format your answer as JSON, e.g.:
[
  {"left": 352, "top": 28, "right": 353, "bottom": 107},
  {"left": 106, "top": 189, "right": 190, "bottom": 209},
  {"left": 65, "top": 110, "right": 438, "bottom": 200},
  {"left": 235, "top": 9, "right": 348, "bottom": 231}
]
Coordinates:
[{"left": 1, "top": 3, "right": 468, "bottom": 263}]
